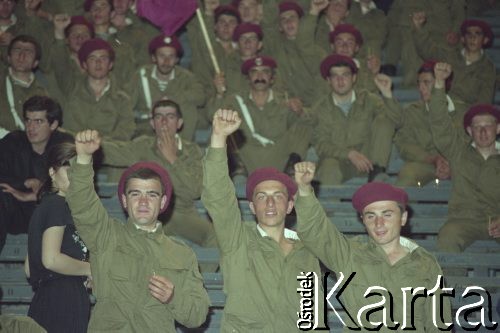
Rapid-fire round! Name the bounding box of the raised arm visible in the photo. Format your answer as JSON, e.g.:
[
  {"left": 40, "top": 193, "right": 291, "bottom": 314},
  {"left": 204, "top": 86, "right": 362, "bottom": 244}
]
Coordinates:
[
  {"left": 294, "top": 162, "right": 352, "bottom": 272},
  {"left": 201, "top": 109, "right": 245, "bottom": 254},
  {"left": 67, "top": 130, "right": 116, "bottom": 253}
]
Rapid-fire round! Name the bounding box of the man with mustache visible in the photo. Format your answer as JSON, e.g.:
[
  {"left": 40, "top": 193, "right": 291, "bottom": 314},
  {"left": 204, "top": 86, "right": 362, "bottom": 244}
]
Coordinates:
[{"left": 211, "top": 55, "right": 313, "bottom": 175}]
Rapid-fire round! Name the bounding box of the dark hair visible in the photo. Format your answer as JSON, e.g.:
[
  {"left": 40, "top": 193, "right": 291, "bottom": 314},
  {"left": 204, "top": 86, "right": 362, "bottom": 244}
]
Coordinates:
[
  {"left": 125, "top": 168, "right": 165, "bottom": 195},
  {"left": 23, "top": 96, "right": 63, "bottom": 127},
  {"left": 38, "top": 142, "right": 77, "bottom": 199},
  {"left": 8, "top": 35, "right": 42, "bottom": 61},
  {"left": 331, "top": 61, "right": 356, "bottom": 74},
  {"left": 152, "top": 99, "right": 183, "bottom": 118}
]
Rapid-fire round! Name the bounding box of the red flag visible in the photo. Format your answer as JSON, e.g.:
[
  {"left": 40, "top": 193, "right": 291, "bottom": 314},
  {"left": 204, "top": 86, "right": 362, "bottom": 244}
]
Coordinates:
[{"left": 137, "top": 0, "right": 198, "bottom": 36}]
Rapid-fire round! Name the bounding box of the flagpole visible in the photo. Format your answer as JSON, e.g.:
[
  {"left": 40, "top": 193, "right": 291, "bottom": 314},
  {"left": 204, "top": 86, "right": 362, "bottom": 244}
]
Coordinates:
[{"left": 195, "top": 8, "right": 221, "bottom": 74}]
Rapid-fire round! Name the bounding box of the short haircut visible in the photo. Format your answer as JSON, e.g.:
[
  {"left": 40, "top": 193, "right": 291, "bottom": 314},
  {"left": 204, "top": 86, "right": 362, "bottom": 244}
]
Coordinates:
[
  {"left": 152, "top": 99, "right": 183, "bottom": 119},
  {"left": 8, "top": 35, "right": 42, "bottom": 61},
  {"left": 23, "top": 96, "right": 63, "bottom": 127},
  {"left": 125, "top": 168, "right": 165, "bottom": 195}
]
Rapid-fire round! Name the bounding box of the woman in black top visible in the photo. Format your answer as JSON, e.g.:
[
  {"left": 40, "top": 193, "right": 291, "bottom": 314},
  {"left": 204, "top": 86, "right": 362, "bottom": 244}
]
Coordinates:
[{"left": 25, "top": 142, "right": 91, "bottom": 333}]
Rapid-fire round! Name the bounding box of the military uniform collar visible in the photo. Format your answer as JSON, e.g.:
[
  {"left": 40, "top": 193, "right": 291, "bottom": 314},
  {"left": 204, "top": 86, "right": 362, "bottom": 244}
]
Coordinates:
[
  {"left": 354, "top": 0, "right": 377, "bottom": 14},
  {"left": 249, "top": 89, "right": 274, "bottom": 103},
  {"left": 256, "top": 224, "right": 300, "bottom": 241},
  {"left": 152, "top": 65, "right": 175, "bottom": 82},
  {"left": 425, "top": 94, "right": 455, "bottom": 113},
  {"left": 461, "top": 48, "right": 484, "bottom": 66},
  {"left": 0, "top": 14, "right": 17, "bottom": 32},
  {"left": 126, "top": 217, "right": 164, "bottom": 238},
  {"left": 332, "top": 90, "right": 356, "bottom": 106},
  {"left": 8, "top": 67, "right": 35, "bottom": 88}
]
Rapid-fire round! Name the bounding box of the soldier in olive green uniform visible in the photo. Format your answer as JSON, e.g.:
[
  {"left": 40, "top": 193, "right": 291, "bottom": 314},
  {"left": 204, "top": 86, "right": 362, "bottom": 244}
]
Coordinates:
[
  {"left": 313, "top": 55, "right": 397, "bottom": 185},
  {"left": 100, "top": 99, "right": 218, "bottom": 272},
  {"left": 63, "top": 39, "right": 135, "bottom": 141},
  {"left": 211, "top": 56, "right": 313, "bottom": 173},
  {"left": 0, "top": 35, "right": 48, "bottom": 133},
  {"left": 429, "top": 63, "right": 500, "bottom": 263},
  {"left": 0, "top": 315, "right": 46, "bottom": 333},
  {"left": 394, "top": 61, "right": 468, "bottom": 186},
  {"left": 413, "top": 16, "right": 496, "bottom": 106},
  {"left": 295, "top": 166, "right": 452, "bottom": 332},
  {"left": 202, "top": 109, "right": 325, "bottom": 332},
  {"left": 68, "top": 131, "right": 210, "bottom": 332},
  {"left": 128, "top": 34, "right": 206, "bottom": 139}
]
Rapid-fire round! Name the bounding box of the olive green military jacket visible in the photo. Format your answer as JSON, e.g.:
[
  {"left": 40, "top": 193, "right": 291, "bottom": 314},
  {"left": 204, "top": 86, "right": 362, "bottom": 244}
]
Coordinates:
[
  {"left": 347, "top": 3, "right": 388, "bottom": 59},
  {"left": 0, "top": 72, "right": 48, "bottom": 132},
  {"left": 66, "top": 162, "right": 210, "bottom": 333},
  {"left": 128, "top": 64, "right": 206, "bottom": 140},
  {"left": 312, "top": 90, "right": 398, "bottom": 160},
  {"left": 63, "top": 78, "right": 135, "bottom": 141},
  {"left": 429, "top": 88, "right": 500, "bottom": 221},
  {"left": 413, "top": 27, "right": 496, "bottom": 106},
  {"left": 101, "top": 135, "right": 203, "bottom": 212},
  {"left": 296, "top": 193, "right": 452, "bottom": 332},
  {"left": 395, "top": 98, "right": 468, "bottom": 163},
  {"left": 113, "top": 18, "right": 159, "bottom": 67},
  {"left": 201, "top": 148, "right": 325, "bottom": 332}
]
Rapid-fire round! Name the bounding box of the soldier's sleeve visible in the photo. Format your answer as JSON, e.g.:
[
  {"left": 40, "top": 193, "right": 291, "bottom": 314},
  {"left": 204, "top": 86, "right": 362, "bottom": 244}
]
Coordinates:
[
  {"left": 170, "top": 142, "right": 204, "bottom": 199},
  {"left": 395, "top": 122, "right": 433, "bottom": 163},
  {"left": 450, "top": 0, "right": 466, "bottom": 32},
  {"left": 66, "top": 161, "right": 117, "bottom": 254},
  {"left": 101, "top": 138, "right": 141, "bottom": 167},
  {"left": 424, "top": 261, "right": 453, "bottom": 332},
  {"left": 167, "top": 247, "right": 210, "bottom": 327},
  {"left": 382, "top": 96, "right": 404, "bottom": 128},
  {"left": 413, "top": 26, "right": 451, "bottom": 62},
  {"left": 295, "top": 191, "right": 351, "bottom": 272},
  {"left": 112, "top": 93, "right": 136, "bottom": 141},
  {"left": 201, "top": 147, "right": 245, "bottom": 254},
  {"left": 475, "top": 61, "right": 496, "bottom": 104},
  {"left": 428, "top": 88, "right": 463, "bottom": 160}
]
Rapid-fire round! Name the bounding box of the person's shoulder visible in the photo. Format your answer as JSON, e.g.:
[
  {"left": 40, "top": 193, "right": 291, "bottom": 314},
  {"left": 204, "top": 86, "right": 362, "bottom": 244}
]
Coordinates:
[
  {"left": 0, "top": 130, "right": 27, "bottom": 145},
  {"left": 164, "top": 236, "right": 198, "bottom": 261},
  {"left": 50, "top": 130, "right": 74, "bottom": 144}
]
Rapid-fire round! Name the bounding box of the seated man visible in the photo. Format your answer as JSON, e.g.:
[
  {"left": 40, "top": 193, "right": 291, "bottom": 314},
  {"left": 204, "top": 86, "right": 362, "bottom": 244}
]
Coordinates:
[
  {"left": 100, "top": 99, "right": 218, "bottom": 272},
  {"left": 0, "top": 96, "right": 72, "bottom": 251},
  {"left": 295, "top": 164, "right": 452, "bottom": 331},
  {"left": 312, "top": 54, "right": 397, "bottom": 185},
  {"left": 394, "top": 61, "right": 468, "bottom": 186},
  {"left": 428, "top": 63, "right": 500, "bottom": 265},
  {"left": 201, "top": 109, "right": 324, "bottom": 331},
  {"left": 68, "top": 130, "right": 210, "bottom": 332},
  {"left": 211, "top": 56, "right": 313, "bottom": 174},
  {"left": 413, "top": 15, "right": 496, "bottom": 106}
]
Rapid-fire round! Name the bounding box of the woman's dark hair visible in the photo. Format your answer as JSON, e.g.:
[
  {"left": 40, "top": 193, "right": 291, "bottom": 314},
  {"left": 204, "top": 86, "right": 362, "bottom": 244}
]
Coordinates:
[{"left": 38, "top": 142, "right": 77, "bottom": 200}]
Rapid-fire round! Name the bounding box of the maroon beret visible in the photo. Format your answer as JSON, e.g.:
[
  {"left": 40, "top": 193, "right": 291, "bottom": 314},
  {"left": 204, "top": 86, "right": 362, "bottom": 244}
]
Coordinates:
[
  {"left": 77, "top": 38, "right": 115, "bottom": 65},
  {"left": 241, "top": 55, "right": 277, "bottom": 75},
  {"left": 352, "top": 182, "right": 408, "bottom": 213},
  {"left": 463, "top": 104, "right": 500, "bottom": 130},
  {"left": 214, "top": 5, "right": 241, "bottom": 23},
  {"left": 148, "top": 34, "right": 183, "bottom": 56},
  {"left": 233, "top": 23, "right": 263, "bottom": 42},
  {"left": 418, "top": 60, "right": 453, "bottom": 92},
  {"left": 246, "top": 167, "right": 297, "bottom": 201},
  {"left": 278, "top": 1, "right": 304, "bottom": 17},
  {"left": 117, "top": 161, "right": 173, "bottom": 214},
  {"left": 320, "top": 54, "right": 358, "bottom": 79},
  {"left": 329, "top": 23, "right": 363, "bottom": 46},
  {"left": 83, "top": 0, "right": 112, "bottom": 12},
  {"left": 460, "top": 19, "right": 494, "bottom": 49},
  {"left": 64, "top": 16, "right": 95, "bottom": 38}
]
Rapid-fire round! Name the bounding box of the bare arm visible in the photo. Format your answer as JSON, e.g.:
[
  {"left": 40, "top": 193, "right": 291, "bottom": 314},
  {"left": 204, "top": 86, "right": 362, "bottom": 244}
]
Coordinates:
[{"left": 41, "top": 226, "right": 91, "bottom": 276}]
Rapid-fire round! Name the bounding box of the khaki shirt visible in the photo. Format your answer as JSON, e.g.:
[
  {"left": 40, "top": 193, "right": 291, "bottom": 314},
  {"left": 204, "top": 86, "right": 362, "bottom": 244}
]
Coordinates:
[
  {"left": 201, "top": 147, "right": 324, "bottom": 332},
  {"left": 66, "top": 162, "right": 210, "bottom": 332},
  {"left": 296, "top": 193, "right": 452, "bottom": 332}
]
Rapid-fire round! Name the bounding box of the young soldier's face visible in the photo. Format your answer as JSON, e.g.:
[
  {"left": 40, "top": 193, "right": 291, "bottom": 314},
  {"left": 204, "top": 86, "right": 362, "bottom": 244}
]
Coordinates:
[
  {"left": 152, "top": 46, "right": 179, "bottom": 76},
  {"left": 417, "top": 72, "right": 435, "bottom": 103},
  {"left": 327, "top": 66, "right": 356, "bottom": 96},
  {"left": 249, "top": 180, "right": 293, "bottom": 228},
  {"left": 467, "top": 114, "right": 500, "bottom": 149},
  {"left": 279, "top": 10, "right": 300, "bottom": 39},
  {"left": 238, "top": 0, "right": 261, "bottom": 23},
  {"left": 332, "top": 33, "right": 359, "bottom": 58},
  {"left": 83, "top": 49, "right": 113, "bottom": 79},
  {"left": 90, "top": 0, "right": 112, "bottom": 25},
  {"left": 215, "top": 14, "right": 239, "bottom": 42},
  {"left": 361, "top": 201, "right": 407, "bottom": 248},
  {"left": 0, "top": 0, "right": 15, "bottom": 20},
  {"left": 327, "top": 0, "right": 349, "bottom": 21},
  {"left": 238, "top": 32, "right": 262, "bottom": 58},
  {"left": 248, "top": 65, "right": 274, "bottom": 91},
  {"left": 8, "top": 41, "right": 38, "bottom": 73},
  {"left": 150, "top": 106, "right": 183, "bottom": 135},
  {"left": 24, "top": 111, "right": 58, "bottom": 148},
  {"left": 462, "top": 26, "right": 488, "bottom": 52},
  {"left": 122, "top": 178, "right": 167, "bottom": 229},
  {"left": 66, "top": 25, "right": 92, "bottom": 53},
  {"left": 112, "top": 0, "right": 131, "bottom": 15}
]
